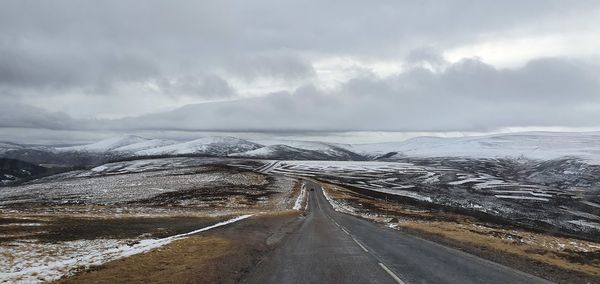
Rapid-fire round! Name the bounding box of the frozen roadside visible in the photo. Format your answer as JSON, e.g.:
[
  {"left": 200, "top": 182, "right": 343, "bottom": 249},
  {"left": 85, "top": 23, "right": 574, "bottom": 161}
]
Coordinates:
[
  {"left": 57, "top": 211, "right": 303, "bottom": 284},
  {"left": 292, "top": 183, "right": 307, "bottom": 210},
  {"left": 318, "top": 181, "right": 600, "bottom": 284},
  {"left": 1, "top": 215, "right": 251, "bottom": 283}
]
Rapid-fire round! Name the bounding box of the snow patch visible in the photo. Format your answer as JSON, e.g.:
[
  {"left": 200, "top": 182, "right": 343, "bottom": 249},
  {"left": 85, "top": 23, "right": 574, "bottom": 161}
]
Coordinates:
[
  {"left": 0, "top": 215, "right": 252, "bottom": 283},
  {"left": 293, "top": 183, "right": 307, "bottom": 210},
  {"left": 136, "top": 136, "right": 261, "bottom": 156},
  {"left": 321, "top": 186, "right": 356, "bottom": 214},
  {"left": 56, "top": 135, "right": 150, "bottom": 153},
  {"left": 347, "top": 132, "right": 600, "bottom": 165},
  {"left": 494, "top": 195, "right": 550, "bottom": 202}
]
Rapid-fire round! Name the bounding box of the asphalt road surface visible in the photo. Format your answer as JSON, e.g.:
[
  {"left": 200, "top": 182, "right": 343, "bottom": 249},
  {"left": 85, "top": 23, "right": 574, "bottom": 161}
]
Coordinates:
[{"left": 244, "top": 181, "right": 551, "bottom": 284}]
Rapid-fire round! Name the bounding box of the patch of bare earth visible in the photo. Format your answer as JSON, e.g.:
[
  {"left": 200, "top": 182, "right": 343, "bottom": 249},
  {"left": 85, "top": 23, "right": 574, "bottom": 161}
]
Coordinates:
[
  {"left": 320, "top": 182, "right": 600, "bottom": 284},
  {"left": 0, "top": 215, "right": 230, "bottom": 243}
]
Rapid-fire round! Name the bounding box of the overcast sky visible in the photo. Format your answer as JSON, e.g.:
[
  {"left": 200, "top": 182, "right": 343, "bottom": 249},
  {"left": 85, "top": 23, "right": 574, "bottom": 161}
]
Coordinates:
[{"left": 2, "top": 0, "right": 600, "bottom": 142}]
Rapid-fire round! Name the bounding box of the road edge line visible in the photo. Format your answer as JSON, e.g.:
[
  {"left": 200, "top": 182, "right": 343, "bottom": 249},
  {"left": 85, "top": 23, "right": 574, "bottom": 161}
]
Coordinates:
[
  {"left": 378, "top": 262, "right": 406, "bottom": 284},
  {"left": 352, "top": 238, "right": 369, "bottom": 252}
]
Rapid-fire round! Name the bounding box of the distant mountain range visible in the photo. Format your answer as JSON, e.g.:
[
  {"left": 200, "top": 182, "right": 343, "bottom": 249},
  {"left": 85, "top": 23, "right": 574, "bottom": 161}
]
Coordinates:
[
  {"left": 2, "top": 132, "right": 600, "bottom": 169},
  {"left": 48, "top": 135, "right": 363, "bottom": 161}
]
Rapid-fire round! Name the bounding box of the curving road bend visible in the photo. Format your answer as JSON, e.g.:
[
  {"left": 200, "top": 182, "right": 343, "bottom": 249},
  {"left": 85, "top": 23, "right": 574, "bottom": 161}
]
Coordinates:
[{"left": 244, "top": 180, "right": 551, "bottom": 284}]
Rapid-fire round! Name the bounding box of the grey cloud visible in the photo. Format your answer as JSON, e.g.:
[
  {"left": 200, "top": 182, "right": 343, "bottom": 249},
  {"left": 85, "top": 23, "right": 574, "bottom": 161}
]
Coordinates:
[
  {"left": 2, "top": 1, "right": 598, "bottom": 96},
  {"left": 0, "top": 102, "right": 82, "bottom": 130},
  {"left": 0, "top": 41, "right": 158, "bottom": 93},
  {"left": 159, "top": 74, "right": 235, "bottom": 98},
  {"left": 224, "top": 55, "right": 316, "bottom": 81},
  {"left": 114, "top": 57, "right": 600, "bottom": 132},
  {"left": 2, "top": 0, "right": 600, "bottom": 137},
  {"left": 2, "top": 57, "right": 600, "bottom": 132},
  {"left": 406, "top": 47, "right": 448, "bottom": 69}
]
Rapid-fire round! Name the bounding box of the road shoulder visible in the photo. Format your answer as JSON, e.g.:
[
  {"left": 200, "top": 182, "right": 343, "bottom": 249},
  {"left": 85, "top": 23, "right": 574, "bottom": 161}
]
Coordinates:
[
  {"left": 319, "top": 181, "right": 600, "bottom": 284},
  {"left": 55, "top": 211, "right": 302, "bottom": 284}
]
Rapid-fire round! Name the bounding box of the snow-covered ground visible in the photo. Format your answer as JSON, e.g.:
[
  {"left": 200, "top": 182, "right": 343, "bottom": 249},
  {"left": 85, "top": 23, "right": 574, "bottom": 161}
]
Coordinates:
[
  {"left": 231, "top": 145, "right": 306, "bottom": 158},
  {"left": 112, "top": 139, "right": 177, "bottom": 153},
  {"left": 0, "top": 167, "right": 256, "bottom": 206},
  {"left": 0, "top": 142, "right": 24, "bottom": 154},
  {"left": 321, "top": 185, "right": 357, "bottom": 215},
  {"left": 242, "top": 159, "right": 600, "bottom": 240},
  {"left": 7, "top": 131, "right": 600, "bottom": 166},
  {"left": 253, "top": 139, "right": 350, "bottom": 152},
  {"left": 249, "top": 140, "right": 358, "bottom": 160},
  {"left": 0, "top": 158, "right": 296, "bottom": 212},
  {"left": 55, "top": 135, "right": 150, "bottom": 153},
  {"left": 293, "top": 183, "right": 307, "bottom": 210},
  {"left": 0, "top": 215, "right": 251, "bottom": 283},
  {"left": 135, "top": 136, "right": 262, "bottom": 156},
  {"left": 348, "top": 132, "right": 600, "bottom": 164}
]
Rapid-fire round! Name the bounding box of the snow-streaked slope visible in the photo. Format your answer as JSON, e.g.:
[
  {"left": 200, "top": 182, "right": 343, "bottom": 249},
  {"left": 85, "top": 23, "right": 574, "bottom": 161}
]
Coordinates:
[
  {"left": 230, "top": 144, "right": 333, "bottom": 160},
  {"left": 12, "top": 131, "right": 600, "bottom": 163},
  {"left": 251, "top": 140, "right": 363, "bottom": 160},
  {"left": 1, "top": 215, "right": 252, "bottom": 283},
  {"left": 349, "top": 132, "right": 600, "bottom": 164},
  {"left": 253, "top": 139, "right": 349, "bottom": 151},
  {"left": 0, "top": 142, "right": 24, "bottom": 154},
  {"left": 112, "top": 139, "right": 176, "bottom": 153},
  {"left": 136, "top": 136, "right": 262, "bottom": 156},
  {"left": 55, "top": 135, "right": 150, "bottom": 153}
]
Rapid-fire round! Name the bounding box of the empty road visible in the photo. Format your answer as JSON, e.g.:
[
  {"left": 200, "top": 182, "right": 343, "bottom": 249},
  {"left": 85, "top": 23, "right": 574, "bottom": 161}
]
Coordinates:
[{"left": 244, "top": 181, "right": 550, "bottom": 284}]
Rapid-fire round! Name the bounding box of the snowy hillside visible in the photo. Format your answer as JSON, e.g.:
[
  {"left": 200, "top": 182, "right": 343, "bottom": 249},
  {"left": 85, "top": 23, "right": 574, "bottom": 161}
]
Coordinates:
[
  {"left": 230, "top": 144, "right": 333, "bottom": 160},
  {"left": 4, "top": 132, "right": 600, "bottom": 164},
  {"left": 55, "top": 135, "right": 151, "bottom": 153},
  {"left": 0, "top": 142, "right": 24, "bottom": 154},
  {"left": 251, "top": 140, "right": 363, "bottom": 160},
  {"left": 112, "top": 139, "right": 176, "bottom": 153},
  {"left": 349, "top": 132, "right": 600, "bottom": 164},
  {"left": 135, "top": 136, "right": 262, "bottom": 156}
]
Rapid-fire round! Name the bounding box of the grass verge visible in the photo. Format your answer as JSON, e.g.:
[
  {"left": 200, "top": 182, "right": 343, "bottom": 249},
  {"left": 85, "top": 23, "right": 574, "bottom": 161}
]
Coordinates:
[{"left": 320, "top": 182, "right": 600, "bottom": 283}]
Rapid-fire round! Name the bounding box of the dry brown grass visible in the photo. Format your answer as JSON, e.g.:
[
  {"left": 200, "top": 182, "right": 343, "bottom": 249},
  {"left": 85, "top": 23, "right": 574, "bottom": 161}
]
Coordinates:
[
  {"left": 54, "top": 210, "right": 302, "bottom": 284},
  {"left": 403, "top": 221, "right": 600, "bottom": 276},
  {"left": 56, "top": 236, "right": 233, "bottom": 284},
  {"left": 320, "top": 181, "right": 600, "bottom": 278},
  {"left": 0, "top": 207, "right": 226, "bottom": 219}
]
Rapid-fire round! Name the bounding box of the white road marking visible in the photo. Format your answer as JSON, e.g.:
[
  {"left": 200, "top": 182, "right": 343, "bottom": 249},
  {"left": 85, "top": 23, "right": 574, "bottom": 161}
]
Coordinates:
[
  {"left": 379, "top": 263, "right": 406, "bottom": 284},
  {"left": 341, "top": 228, "right": 350, "bottom": 235},
  {"left": 352, "top": 238, "right": 369, "bottom": 252}
]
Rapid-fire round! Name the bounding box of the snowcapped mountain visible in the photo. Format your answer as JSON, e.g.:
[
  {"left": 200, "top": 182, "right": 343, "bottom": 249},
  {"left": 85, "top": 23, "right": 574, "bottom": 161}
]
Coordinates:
[
  {"left": 3, "top": 131, "right": 600, "bottom": 165},
  {"left": 230, "top": 144, "right": 335, "bottom": 160},
  {"left": 135, "top": 136, "right": 263, "bottom": 156},
  {"left": 251, "top": 140, "right": 364, "bottom": 160},
  {"left": 0, "top": 142, "right": 24, "bottom": 154},
  {"left": 350, "top": 132, "right": 600, "bottom": 164},
  {"left": 56, "top": 135, "right": 151, "bottom": 153},
  {"left": 112, "top": 139, "right": 176, "bottom": 153}
]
